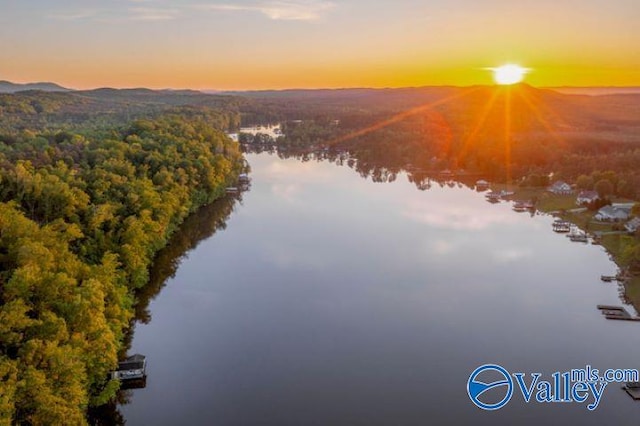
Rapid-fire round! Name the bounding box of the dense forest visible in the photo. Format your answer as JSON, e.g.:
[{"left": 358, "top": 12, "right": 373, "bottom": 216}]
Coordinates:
[{"left": 0, "top": 91, "right": 244, "bottom": 424}]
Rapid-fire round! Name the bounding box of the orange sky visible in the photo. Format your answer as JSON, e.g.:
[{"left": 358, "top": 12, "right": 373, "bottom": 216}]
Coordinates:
[{"left": 1, "top": 0, "right": 638, "bottom": 89}]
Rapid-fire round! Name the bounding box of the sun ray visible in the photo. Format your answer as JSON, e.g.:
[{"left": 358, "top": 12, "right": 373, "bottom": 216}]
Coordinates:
[
  {"left": 326, "top": 87, "right": 482, "bottom": 146},
  {"left": 456, "top": 89, "right": 501, "bottom": 165},
  {"left": 504, "top": 86, "right": 512, "bottom": 184},
  {"left": 516, "top": 88, "right": 567, "bottom": 149}
]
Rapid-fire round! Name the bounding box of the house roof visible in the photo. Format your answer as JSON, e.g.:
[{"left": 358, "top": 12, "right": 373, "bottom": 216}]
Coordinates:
[
  {"left": 124, "top": 354, "right": 146, "bottom": 362},
  {"left": 578, "top": 190, "right": 598, "bottom": 199},
  {"left": 549, "top": 181, "right": 571, "bottom": 190},
  {"left": 597, "top": 206, "right": 630, "bottom": 218},
  {"left": 626, "top": 217, "right": 640, "bottom": 230}
]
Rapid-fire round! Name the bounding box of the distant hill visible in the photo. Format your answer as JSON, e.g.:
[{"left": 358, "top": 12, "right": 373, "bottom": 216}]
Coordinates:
[
  {"left": 548, "top": 87, "right": 640, "bottom": 96},
  {"left": 1, "top": 84, "right": 638, "bottom": 147},
  {"left": 0, "top": 80, "right": 72, "bottom": 93}
]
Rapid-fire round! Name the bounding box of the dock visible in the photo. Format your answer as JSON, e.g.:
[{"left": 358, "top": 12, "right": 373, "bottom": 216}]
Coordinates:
[
  {"left": 624, "top": 382, "right": 640, "bottom": 400},
  {"left": 597, "top": 305, "right": 640, "bottom": 321},
  {"left": 552, "top": 220, "right": 571, "bottom": 233},
  {"left": 569, "top": 234, "right": 588, "bottom": 243},
  {"left": 600, "top": 274, "right": 626, "bottom": 282},
  {"left": 111, "top": 354, "right": 147, "bottom": 381},
  {"left": 485, "top": 191, "right": 501, "bottom": 203}
]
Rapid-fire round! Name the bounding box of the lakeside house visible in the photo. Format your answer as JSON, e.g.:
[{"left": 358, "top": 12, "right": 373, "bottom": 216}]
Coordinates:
[
  {"left": 626, "top": 217, "right": 640, "bottom": 234},
  {"left": 548, "top": 180, "right": 573, "bottom": 195},
  {"left": 576, "top": 190, "right": 599, "bottom": 206},
  {"left": 595, "top": 205, "right": 632, "bottom": 222}
]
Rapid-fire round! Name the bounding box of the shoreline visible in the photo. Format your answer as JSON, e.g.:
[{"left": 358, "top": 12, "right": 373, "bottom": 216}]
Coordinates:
[{"left": 491, "top": 183, "right": 640, "bottom": 309}]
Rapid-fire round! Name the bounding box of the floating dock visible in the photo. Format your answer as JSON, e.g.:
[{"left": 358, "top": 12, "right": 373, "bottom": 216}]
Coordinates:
[
  {"left": 597, "top": 305, "right": 640, "bottom": 321},
  {"left": 623, "top": 382, "right": 640, "bottom": 400}
]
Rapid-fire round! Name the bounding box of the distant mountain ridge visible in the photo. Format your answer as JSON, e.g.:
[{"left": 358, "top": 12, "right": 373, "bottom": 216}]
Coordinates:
[
  {"left": 545, "top": 87, "right": 640, "bottom": 96},
  {"left": 0, "top": 80, "right": 72, "bottom": 93}
]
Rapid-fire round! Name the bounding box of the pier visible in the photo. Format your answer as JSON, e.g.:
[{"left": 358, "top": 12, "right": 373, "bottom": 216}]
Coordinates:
[
  {"left": 623, "top": 382, "right": 640, "bottom": 400},
  {"left": 111, "top": 354, "right": 147, "bottom": 382},
  {"left": 552, "top": 220, "right": 571, "bottom": 233},
  {"left": 597, "top": 305, "right": 640, "bottom": 321}
]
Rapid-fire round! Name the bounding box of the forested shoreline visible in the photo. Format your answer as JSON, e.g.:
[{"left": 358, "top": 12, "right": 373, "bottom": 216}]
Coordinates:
[{"left": 0, "top": 101, "right": 244, "bottom": 424}]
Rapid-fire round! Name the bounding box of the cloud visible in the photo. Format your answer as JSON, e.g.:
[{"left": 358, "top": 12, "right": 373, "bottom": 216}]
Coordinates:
[
  {"left": 128, "top": 7, "right": 180, "bottom": 21},
  {"left": 47, "top": 11, "right": 98, "bottom": 21},
  {"left": 197, "top": 0, "right": 335, "bottom": 21},
  {"left": 430, "top": 239, "right": 456, "bottom": 255},
  {"left": 45, "top": 0, "right": 331, "bottom": 24},
  {"left": 403, "top": 198, "right": 519, "bottom": 231},
  {"left": 264, "top": 160, "right": 332, "bottom": 182},
  {"left": 271, "top": 183, "right": 302, "bottom": 202},
  {"left": 46, "top": 5, "right": 179, "bottom": 23},
  {"left": 492, "top": 247, "right": 533, "bottom": 263}
]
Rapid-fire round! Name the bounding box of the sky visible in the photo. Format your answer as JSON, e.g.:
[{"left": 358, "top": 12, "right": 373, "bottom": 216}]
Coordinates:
[{"left": 0, "top": 0, "right": 638, "bottom": 90}]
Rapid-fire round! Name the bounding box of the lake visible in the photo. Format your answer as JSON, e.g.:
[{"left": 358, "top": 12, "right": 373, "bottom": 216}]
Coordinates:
[
  {"left": 116, "top": 152, "right": 640, "bottom": 425},
  {"left": 228, "top": 124, "right": 282, "bottom": 142}
]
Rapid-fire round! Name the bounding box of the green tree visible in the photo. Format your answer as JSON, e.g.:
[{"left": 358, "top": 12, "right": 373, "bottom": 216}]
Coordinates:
[
  {"left": 576, "top": 174, "right": 593, "bottom": 190},
  {"left": 594, "top": 179, "right": 613, "bottom": 199}
]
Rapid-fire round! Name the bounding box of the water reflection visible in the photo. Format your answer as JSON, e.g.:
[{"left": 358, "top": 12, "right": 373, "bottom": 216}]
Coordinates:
[
  {"left": 133, "top": 194, "right": 241, "bottom": 325},
  {"left": 88, "top": 194, "right": 241, "bottom": 425},
  {"left": 242, "top": 143, "right": 484, "bottom": 193},
  {"left": 99, "top": 151, "right": 640, "bottom": 426}
]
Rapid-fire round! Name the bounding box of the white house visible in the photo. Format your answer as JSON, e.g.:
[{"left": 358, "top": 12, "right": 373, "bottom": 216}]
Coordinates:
[
  {"left": 576, "top": 190, "right": 599, "bottom": 206},
  {"left": 626, "top": 217, "right": 640, "bottom": 234},
  {"left": 548, "top": 180, "right": 573, "bottom": 195},
  {"left": 595, "top": 205, "right": 631, "bottom": 222}
]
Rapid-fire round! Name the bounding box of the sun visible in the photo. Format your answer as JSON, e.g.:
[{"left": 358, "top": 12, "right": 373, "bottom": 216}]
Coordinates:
[{"left": 492, "top": 64, "right": 529, "bottom": 85}]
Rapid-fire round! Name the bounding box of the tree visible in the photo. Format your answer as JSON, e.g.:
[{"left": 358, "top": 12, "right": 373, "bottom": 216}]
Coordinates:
[
  {"left": 576, "top": 174, "right": 593, "bottom": 190},
  {"left": 594, "top": 179, "right": 613, "bottom": 199},
  {"left": 0, "top": 110, "right": 244, "bottom": 423}
]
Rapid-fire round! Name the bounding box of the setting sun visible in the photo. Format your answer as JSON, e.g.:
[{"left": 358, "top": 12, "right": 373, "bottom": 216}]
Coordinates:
[{"left": 492, "top": 64, "right": 529, "bottom": 85}]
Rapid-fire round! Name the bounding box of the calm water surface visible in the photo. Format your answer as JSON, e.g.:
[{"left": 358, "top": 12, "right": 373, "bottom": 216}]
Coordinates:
[{"left": 119, "top": 153, "right": 639, "bottom": 425}]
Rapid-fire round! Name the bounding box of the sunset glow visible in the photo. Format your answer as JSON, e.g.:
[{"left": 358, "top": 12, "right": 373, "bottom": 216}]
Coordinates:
[
  {"left": 0, "top": 0, "right": 638, "bottom": 89},
  {"left": 492, "top": 65, "right": 529, "bottom": 85}
]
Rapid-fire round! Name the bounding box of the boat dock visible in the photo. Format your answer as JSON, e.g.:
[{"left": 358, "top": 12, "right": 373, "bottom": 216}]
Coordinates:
[
  {"left": 597, "top": 305, "right": 640, "bottom": 321},
  {"left": 600, "top": 273, "right": 626, "bottom": 282},
  {"left": 623, "top": 382, "right": 640, "bottom": 400},
  {"left": 552, "top": 220, "right": 571, "bottom": 233},
  {"left": 111, "top": 354, "right": 147, "bottom": 382},
  {"left": 569, "top": 233, "right": 588, "bottom": 243}
]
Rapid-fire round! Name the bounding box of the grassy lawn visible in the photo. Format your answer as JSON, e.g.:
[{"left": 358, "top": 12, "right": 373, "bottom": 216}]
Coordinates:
[
  {"left": 625, "top": 276, "right": 640, "bottom": 310},
  {"left": 536, "top": 193, "right": 579, "bottom": 212},
  {"left": 490, "top": 184, "right": 578, "bottom": 211},
  {"left": 601, "top": 234, "right": 627, "bottom": 260}
]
